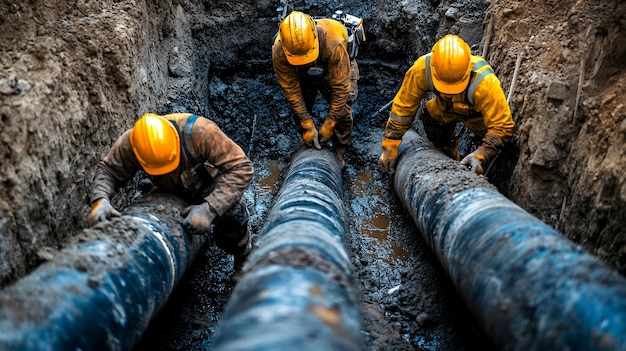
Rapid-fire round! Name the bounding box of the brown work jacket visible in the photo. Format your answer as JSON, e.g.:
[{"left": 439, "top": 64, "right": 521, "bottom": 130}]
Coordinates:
[
  {"left": 272, "top": 18, "right": 351, "bottom": 122},
  {"left": 90, "top": 113, "right": 253, "bottom": 216}
]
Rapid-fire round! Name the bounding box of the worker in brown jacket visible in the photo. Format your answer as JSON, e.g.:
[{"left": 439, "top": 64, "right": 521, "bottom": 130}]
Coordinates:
[
  {"left": 272, "top": 10, "right": 359, "bottom": 166},
  {"left": 380, "top": 34, "right": 515, "bottom": 175},
  {"left": 87, "top": 113, "right": 254, "bottom": 278}
]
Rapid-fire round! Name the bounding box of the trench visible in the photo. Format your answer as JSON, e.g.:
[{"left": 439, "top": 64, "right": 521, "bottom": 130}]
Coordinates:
[
  {"left": 1, "top": 0, "right": 626, "bottom": 350},
  {"left": 127, "top": 2, "right": 495, "bottom": 350}
]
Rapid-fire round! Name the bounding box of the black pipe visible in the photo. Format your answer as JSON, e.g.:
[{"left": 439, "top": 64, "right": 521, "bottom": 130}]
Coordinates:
[
  {"left": 0, "top": 193, "right": 207, "bottom": 351},
  {"left": 394, "top": 129, "right": 626, "bottom": 350},
  {"left": 212, "top": 148, "right": 362, "bottom": 351}
]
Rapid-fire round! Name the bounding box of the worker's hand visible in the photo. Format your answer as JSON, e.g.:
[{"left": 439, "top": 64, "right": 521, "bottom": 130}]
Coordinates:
[
  {"left": 87, "top": 198, "right": 121, "bottom": 227},
  {"left": 181, "top": 202, "right": 217, "bottom": 235},
  {"left": 460, "top": 152, "right": 484, "bottom": 174},
  {"left": 300, "top": 119, "right": 321, "bottom": 150},
  {"left": 318, "top": 116, "right": 337, "bottom": 144},
  {"left": 379, "top": 137, "right": 402, "bottom": 174}
]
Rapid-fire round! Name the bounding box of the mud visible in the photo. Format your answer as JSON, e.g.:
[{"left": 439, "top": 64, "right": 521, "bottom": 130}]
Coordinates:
[{"left": 0, "top": 0, "right": 625, "bottom": 350}]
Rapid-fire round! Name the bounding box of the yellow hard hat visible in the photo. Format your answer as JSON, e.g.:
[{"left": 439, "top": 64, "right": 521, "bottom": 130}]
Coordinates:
[
  {"left": 130, "top": 113, "right": 180, "bottom": 176},
  {"left": 430, "top": 34, "right": 472, "bottom": 94},
  {"left": 279, "top": 11, "right": 319, "bottom": 65}
]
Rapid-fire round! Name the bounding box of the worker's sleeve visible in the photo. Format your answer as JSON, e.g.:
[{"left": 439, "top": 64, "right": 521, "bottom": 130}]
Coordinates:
[
  {"left": 385, "top": 56, "right": 430, "bottom": 140},
  {"left": 272, "top": 40, "right": 310, "bottom": 120},
  {"left": 90, "top": 130, "right": 141, "bottom": 204},
  {"left": 471, "top": 74, "right": 516, "bottom": 143},
  {"left": 194, "top": 123, "right": 254, "bottom": 216},
  {"left": 326, "top": 42, "right": 351, "bottom": 121}
]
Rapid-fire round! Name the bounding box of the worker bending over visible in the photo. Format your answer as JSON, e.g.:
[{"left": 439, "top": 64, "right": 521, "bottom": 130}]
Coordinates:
[
  {"left": 380, "top": 34, "right": 515, "bottom": 174},
  {"left": 87, "top": 113, "right": 254, "bottom": 279},
  {"left": 272, "top": 10, "right": 359, "bottom": 166}
]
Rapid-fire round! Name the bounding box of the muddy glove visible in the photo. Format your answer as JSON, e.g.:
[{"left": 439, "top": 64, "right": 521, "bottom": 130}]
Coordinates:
[
  {"left": 461, "top": 150, "right": 486, "bottom": 174},
  {"left": 300, "top": 118, "right": 321, "bottom": 149},
  {"left": 318, "top": 116, "right": 337, "bottom": 144},
  {"left": 87, "top": 198, "right": 121, "bottom": 227},
  {"left": 181, "top": 202, "right": 218, "bottom": 235},
  {"left": 379, "top": 137, "right": 402, "bottom": 174},
  {"left": 461, "top": 133, "right": 503, "bottom": 175}
]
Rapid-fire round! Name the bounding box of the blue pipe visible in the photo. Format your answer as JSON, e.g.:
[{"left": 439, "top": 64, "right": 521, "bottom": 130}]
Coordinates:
[
  {"left": 0, "top": 193, "right": 207, "bottom": 351},
  {"left": 394, "top": 129, "right": 626, "bottom": 350},
  {"left": 212, "top": 148, "right": 362, "bottom": 351}
]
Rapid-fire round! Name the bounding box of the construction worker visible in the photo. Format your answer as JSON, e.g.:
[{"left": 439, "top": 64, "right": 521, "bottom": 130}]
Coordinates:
[
  {"left": 379, "top": 34, "right": 515, "bottom": 175},
  {"left": 87, "top": 113, "right": 254, "bottom": 280},
  {"left": 272, "top": 10, "right": 359, "bottom": 167}
]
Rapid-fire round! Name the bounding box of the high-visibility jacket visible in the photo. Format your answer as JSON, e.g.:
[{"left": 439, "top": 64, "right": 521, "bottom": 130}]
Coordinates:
[
  {"left": 385, "top": 54, "right": 515, "bottom": 143},
  {"left": 90, "top": 113, "right": 253, "bottom": 216},
  {"left": 272, "top": 18, "right": 351, "bottom": 122}
]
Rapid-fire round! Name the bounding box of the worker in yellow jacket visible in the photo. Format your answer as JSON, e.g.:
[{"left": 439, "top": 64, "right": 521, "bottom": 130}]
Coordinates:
[
  {"left": 87, "top": 113, "right": 254, "bottom": 280},
  {"left": 272, "top": 10, "right": 359, "bottom": 166},
  {"left": 379, "top": 34, "right": 515, "bottom": 174}
]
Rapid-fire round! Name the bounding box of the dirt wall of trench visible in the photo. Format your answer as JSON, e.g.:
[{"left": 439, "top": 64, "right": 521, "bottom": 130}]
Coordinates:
[{"left": 484, "top": 0, "right": 626, "bottom": 272}]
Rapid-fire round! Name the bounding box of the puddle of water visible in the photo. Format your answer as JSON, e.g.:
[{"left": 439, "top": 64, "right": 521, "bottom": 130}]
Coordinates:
[
  {"left": 371, "top": 213, "right": 389, "bottom": 229},
  {"left": 258, "top": 161, "right": 282, "bottom": 193},
  {"left": 351, "top": 170, "right": 373, "bottom": 197},
  {"left": 351, "top": 171, "right": 410, "bottom": 263},
  {"left": 391, "top": 243, "right": 409, "bottom": 261},
  {"left": 362, "top": 213, "right": 389, "bottom": 241}
]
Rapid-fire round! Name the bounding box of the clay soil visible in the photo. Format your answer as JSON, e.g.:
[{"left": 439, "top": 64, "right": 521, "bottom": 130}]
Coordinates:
[{"left": 0, "top": 0, "right": 624, "bottom": 350}]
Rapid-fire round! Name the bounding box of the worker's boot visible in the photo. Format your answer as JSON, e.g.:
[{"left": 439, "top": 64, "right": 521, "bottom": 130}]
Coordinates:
[{"left": 334, "top": 146, "right": 346, "bottom": 168}]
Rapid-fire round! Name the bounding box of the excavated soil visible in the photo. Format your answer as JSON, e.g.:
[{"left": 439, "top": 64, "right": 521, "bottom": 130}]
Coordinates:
[{"left": 0, "top": 0, "right": 624, "bottom": 350}]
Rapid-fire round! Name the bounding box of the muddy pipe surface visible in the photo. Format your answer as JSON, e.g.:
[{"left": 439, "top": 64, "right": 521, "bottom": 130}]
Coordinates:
[
  {"left": 393, "top": 129, "right": 626, "bottom": 350},
  {"left": 212, "top": 148, "right": 362, "bottom": 351},
  {"left": 0, "top": 193, "right": 207, "bottom": 351}
]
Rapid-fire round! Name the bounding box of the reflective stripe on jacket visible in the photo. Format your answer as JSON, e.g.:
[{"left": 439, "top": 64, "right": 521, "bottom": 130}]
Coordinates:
[{"left": 385, "top": 54, "right": 514, "bottom": 142}]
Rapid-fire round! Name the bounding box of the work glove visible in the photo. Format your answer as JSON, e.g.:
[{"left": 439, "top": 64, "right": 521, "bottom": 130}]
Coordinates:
[
  {"left": 87, "top": 198, "right": 121, "bottom": 227},
  {"left": 461, "top": 134, "right": 503, "bottom": 175},
  {"left": 318, "top": 116, "right": 337, "bottom": 144},
  {"left": 300, "top": 118, "right": 321, "bottom": 150},
  {"left": 181, "top": 202, "right": 217, "bottom": 235},
  {"left": 379, "top": 137, "right": 402, "bottom": 174},
  {"left": 461, "top": 151, "right": 485, "bottom": 174}
]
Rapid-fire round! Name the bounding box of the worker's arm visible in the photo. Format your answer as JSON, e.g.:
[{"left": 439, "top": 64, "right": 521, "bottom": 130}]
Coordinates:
[
  {"left": 272, "top": 39, "right": 310, "bottom": 120},
  {"left": 88, "top": 131, "right": 140, "bottom": 226},
  {"left": 90, "top": 131, "right": 141, "bottom": 204},
  {"left": 325, "top": 41, "right": 351, "bottom": 121},
  {"left": 461, "top": 74, "right": 515, "bottom": 174},
  {"left": 385, "top": 56, "right": 430, "bottom": 140}
]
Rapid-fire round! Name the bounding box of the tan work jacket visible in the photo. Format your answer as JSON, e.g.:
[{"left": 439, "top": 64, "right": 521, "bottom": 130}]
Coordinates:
[
  {"left": 90, "top": 113, "right": 253, "bottom": 216},
  {"left": 272, "top": 18, "right": 351, "bottom": 122}
]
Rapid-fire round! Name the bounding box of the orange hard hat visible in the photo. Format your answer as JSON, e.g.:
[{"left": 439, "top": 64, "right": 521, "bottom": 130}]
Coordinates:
[
  {"left": 279, "top": 11, "right": 319, "bottom": 65},
  {"left": 431, "top": 34, "right": 472, "bottom": 94},
  {"left": 130, "top": 113, "right": 180, "bottom": 175}
]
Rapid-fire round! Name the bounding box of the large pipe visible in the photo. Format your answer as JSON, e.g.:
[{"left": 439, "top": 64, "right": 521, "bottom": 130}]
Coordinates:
[
  {"left": 212, "top": 148, "right": 362, "bottom": 351},
  {"left": 0, "top": 193, "right": 207, "bottom": 351},
  {"left": 394, "top": 130, "right": 626, "bottom": 350}
]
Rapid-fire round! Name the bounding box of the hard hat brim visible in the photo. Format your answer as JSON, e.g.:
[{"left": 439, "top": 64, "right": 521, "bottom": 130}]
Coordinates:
[
  {"left": 284, "top": 41, "right": 319, "bottom": 65},
  {"left": 432, "top": 77, "right": 469, "bottom": 95},
  {"left": 141, "top": 158, "right": 180, "bottom": 176},
  {"left": 431, "top": 66, "right": 471, "bottom": 95}
]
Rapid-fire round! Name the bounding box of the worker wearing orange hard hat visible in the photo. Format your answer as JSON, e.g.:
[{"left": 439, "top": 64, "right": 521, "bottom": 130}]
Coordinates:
[
  {"left": 380, "top": 34, "right": 515, "bottom": 174},
  {"left": 272, "top": 10, "right": 361, "bottom": 167},
  {"left": 87, "top": 113, "right": 254, "bottom": 280}
]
